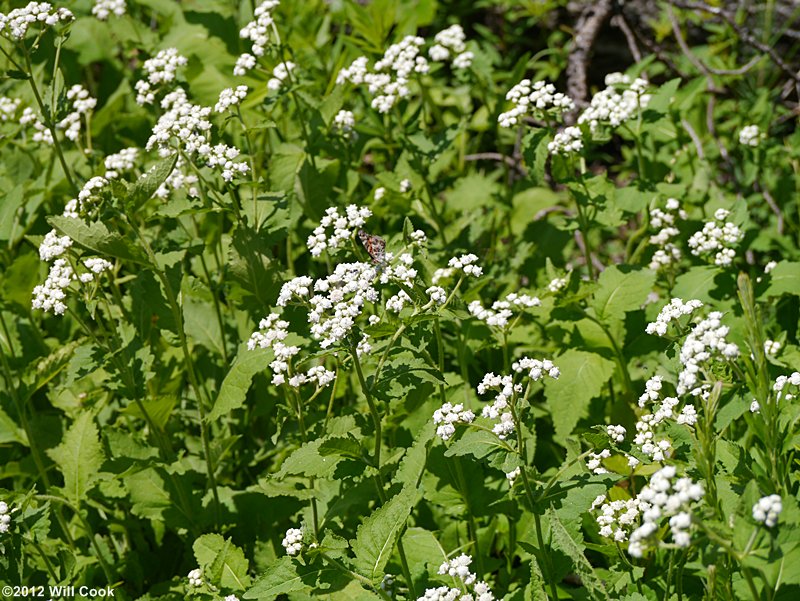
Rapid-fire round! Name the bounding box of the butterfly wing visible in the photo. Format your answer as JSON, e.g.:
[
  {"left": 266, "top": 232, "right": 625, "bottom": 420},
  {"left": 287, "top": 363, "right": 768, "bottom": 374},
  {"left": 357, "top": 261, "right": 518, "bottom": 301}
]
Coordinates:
[{"left": 357, "top": 229, "right": 386, "bottom": 264}]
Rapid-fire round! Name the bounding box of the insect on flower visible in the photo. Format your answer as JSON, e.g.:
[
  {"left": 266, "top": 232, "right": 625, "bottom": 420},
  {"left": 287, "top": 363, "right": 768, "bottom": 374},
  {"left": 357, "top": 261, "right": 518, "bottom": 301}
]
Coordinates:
[{"left": 357, "top": 229, "right": 386, "bottom": 266}]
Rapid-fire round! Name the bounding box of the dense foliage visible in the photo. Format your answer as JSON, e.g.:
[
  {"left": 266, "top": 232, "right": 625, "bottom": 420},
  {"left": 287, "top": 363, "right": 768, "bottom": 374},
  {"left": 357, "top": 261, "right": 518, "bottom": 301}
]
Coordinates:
[{"left": 1, "top": 1, "right": 799, "bottom": 600}]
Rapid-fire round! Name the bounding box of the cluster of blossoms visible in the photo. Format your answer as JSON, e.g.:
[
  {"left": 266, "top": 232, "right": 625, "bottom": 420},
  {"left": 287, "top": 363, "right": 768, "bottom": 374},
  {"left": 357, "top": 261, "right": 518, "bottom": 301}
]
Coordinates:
[
  {"left": 63, "top": 176, "right": 107, "bottom": 218},
  {"left": 764, "top": 339, "right": 781, "bottom": 356},
  {"left": 472, "top": 357, "right": 559, "bottom": 440},
  {"left": 594, "top": 466, "right": 704, "bottom": 556},
  {"left": 104, "top": 147, "right": 138, "bottom": 179},
  {"left": 337, "top": 26, "right": 471, "bottom": 114},
  {"left": 214, "top": 85, "right": 248, "bottom": 113},
  {"left": 20, "top": 107, "right": 53, "bottom": 145},
  {"left": 498, "top": 79, "right": 574, "bottom": 128},
  {"left": 147, "top": 88, "right": 249, "bottom": 182},
  {"left": 468, "top": 292, "right": 540, "bottom": 328},
  {"left": 92, "top": 0, "right": 126, "bottom": 20},
  {"left": 648, "top": 198, "right": 687, "bottom": 270},
  {"left": 607, "top": 424, "right": 626, "bottom": 443},
  {"left": 688, "top": 208, "right": 743, "bottom": 267},
  {"left": 187, "top": 568, "right": 203, "bottom": 587},
  {"left": 547, "top": 276, "right": 568, "bottom": 293},
  {"left": 676, "top": 311, "right": 739, "bottom": 396},
  {"left": 247, "top": 313, "right": 300, "bottom": 386},
  {"left": 33, "top": 258, "right": 75, "bottom": 315},
  {"left": 267, "top": 61, "right": 295, "bottom": 91},
  {"left": 0, "top": 96, "right": 20, "bottom": 120},
  {"left": 443, "top": 254, "right": 483, "bottom": 278},
  {"left": 57, "top": 85, "right": 97, "bottom": 142},
  {"left": 306, "top": 205, "right": 372, "bottom": 257},
  {"left": 578, "top": 73, "right": 650, "bottom": 134},
  {"left": 634, "top": 375, "right": 696, "bottom": 461},
  {"left": 155, "top": 159, "right": 199, "bottom": 199},
  {"left": 752, "top": 494, "right": 782, "bottom": 527},
  {"left": 0, "top": 501, "right": 12, "bottom": 534},
  {"left": 773, "top": 371, "right": 800, "bottom": 402},
  {"left": 135, "top": 48, "right": 188, "bottom": 105},
  {"left": 739, "top": 124, "right": 763, "bottom": 147},
  {"left": 645, "top": 297, "right": 703, "bottom": 336},
  {"left": 417, "top": 555, "right": 494, "bottom": 601},
  {"left": 0, "top": 2, "right": 73, "bottom": 40},
  {"left": 235, "top": 0, "right": 279, "bottom": 75},
  {"left": 381, "top": 253, "right": 418, "bottom": 312},
  {"left": 432, "top": 403, "right": 476, "bottom": 441},
  {"left": 587, "top": 449, "right": 612, "bottom": 475},
  {"left": 333, "top": 109, "right": 356, "bottom": 138},
  {"left": 281, "top": 527, "right": 303, "bottom": 556},
  {"left": 547, "top": 126, "right": 583, "bottom": 156}
]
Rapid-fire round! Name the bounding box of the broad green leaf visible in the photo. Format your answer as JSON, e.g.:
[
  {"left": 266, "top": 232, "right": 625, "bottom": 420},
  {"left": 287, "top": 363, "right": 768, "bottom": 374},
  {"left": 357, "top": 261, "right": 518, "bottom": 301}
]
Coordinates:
[
  {"left": 763, "top": 261, "right": 800, "bottom": 298},
  {"left": 444, "top": 429, "right": 506, "bottom": 460},
  {"left": 590, "top": 265, "right": 655, "bottom": 322},
  {"left": 545, "top": 350, "right": 615, "bottom": 441},
  {"left": 0, "top": 185, "right": 24, "bottom": 242},
  {"left": 526, "top": 556, "right": 547, "bottom": 601},
  {"left": 127, "top": 154, "right": 178, "bottom": 211},
  {"left": 548, "top": 508, "right": 609, "bottom": 601},
  {"left": 207, "top": 346, "right": 270, "bottom": 422},
  {"left": 394, "top": 421, "right": 434, "bottom": 488},
  {"left": 319, "top": 435, "right": 363, "bottom": 460},
  {"left": 352, "top": 485, "right": 418, "bottom": 584},
  {"left": 183, "top": 295, "right": 225, "bottom": 356},
  {"left": 244, "top": 556, "right": 306, "bottom": 599},
  {"left": 47, "top": 216, "right": 149, "bottom": 265},
  {"left": 522, "top": 128, "right": 550, "bottom": 186},
  {"left": 194, "top": 533, "right": 251, "bottom": 590},
  {"left": 401, "top": 527, "right": 446, "bottom": 583},
  {"left": 278, "top": 437, "right": 346, "bottom": 478},
  {"left": 46, "top": 411, "right": 105, "bottom": 504},
  {"left": 672, "top": 266, "right": 735, "bottom": 304},
  {"left": 122, "top": 395, "right": 178, "bottom": 430}
]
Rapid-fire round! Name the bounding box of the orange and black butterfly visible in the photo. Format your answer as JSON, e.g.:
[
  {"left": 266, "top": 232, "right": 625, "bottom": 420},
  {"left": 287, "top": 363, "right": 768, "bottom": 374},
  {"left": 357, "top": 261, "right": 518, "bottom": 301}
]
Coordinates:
[{"left": 357, "top": 229, "right": 386, "bottom": 265}]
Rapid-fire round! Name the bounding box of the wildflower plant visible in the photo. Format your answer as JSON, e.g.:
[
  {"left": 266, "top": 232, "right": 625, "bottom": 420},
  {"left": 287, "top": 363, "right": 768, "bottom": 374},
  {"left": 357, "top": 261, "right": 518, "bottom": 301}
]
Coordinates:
[{"left": 0, "top": 1, "right": 799, "bottom": 600}]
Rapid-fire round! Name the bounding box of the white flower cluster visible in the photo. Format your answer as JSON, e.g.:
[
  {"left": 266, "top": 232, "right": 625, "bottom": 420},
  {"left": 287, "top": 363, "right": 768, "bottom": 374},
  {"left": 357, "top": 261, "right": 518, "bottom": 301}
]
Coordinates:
[
  {"left": 135, "top": 48, "right": 188, "bottom": 105},
  {"left": 238, "top": 0, "right": 280, "bottom": 67},
  {"left": 306, "top": 205, "right": 371, "bottom": 257},
  {"left": 498, "top": 79, "right": 574, "bottom": 128},
  {"left": 206, "top": 144, "right": 250, "bottom": 181},
  {"left": 428, "top": 24, "right": 473, "bottom": 69},
  {"left": 92, "top": 0, "right": 125, "bottom": 21},
  {"left": 39, "top": 230, "right": 72, "bottom": 261},
  {"left": 32, "top": 258, "right": 74, "bottom": 315},
  {"left": 247, "top": 313, "right": 300, "bottom": 386},
  {"left": 645, "top": 298, "right": 703, "bottom": 336},
  {"left": 432, "top": 402, "right": 476, "bottom": 440},
  {"left": 688, "top": 208, "right": 743, "bottom": 267},
  {"left": 400, "top": 179, "right": 413, "bottom": 194},
  {"left": 155, "top": 158, "right": 199, "bottom": 199},
  {"left": 677, "top": 311, "right": 739, "bottom": 396},
  {"left": 0, "top": 501, "right": 12, "bottom": 533},
  {"left": 634, "top": 375, "right": 697, "bottom": 462},
  {"left": 333, "top": 109, "right": 356, "bottom": 138},
  {"left": 20, "top": 107, "right": 53, "bottom": 145},
  {"left": 547, "top": 126, "right": 583, "bottom": 155},
  {"left": 281, "top": 527, "right": 303, "bottom": 556},
  {"left": 739, "top": 124, "right": 763, "bottom": 147},
  {"left": 426, "top": 286, "right": 447, "bottom": 305},
  {"left": 764, "top": 339, "right": 781, "bottom": 356},
  {"left": 505, "top": 467, "right": 521, "bottom": 486},
  {"left": 63, "top": 176, "right": 108, "bottom": 218},
  {"left": 234, "top": 53, "right": 256, "bottom": 76},
  {"left": 592, "top": 494, "right": 642, "bottom": 543},
  {"left": 447, "top": 254, "right": 482, "bottom": 277},
  {"left": 626, "top": 466, "right": 704, "bottom": 557},
  {"left": 468, "top": 293, "right": 541, "bottom": 328},
  {"left": 187, "top": 568, "right": 203, "bottom": 587},
  {"left": 547, "top": 276, "right": 567, "bottom": 293},
  {"left": 477, "top": 358, "right": 558, "bottom": 439},
  {"left": 278, "top": 263, "right": 379, "bottom": 349},
  {"left": 578, "top": 73, "right": 650, "bottom": 134},
  {"left": 104, "top": 147, "right": 138, "bottom": 179},
  {"left": 587, "top": 449, "right": 611, "bottom": 474},
  {"left": 607, "top": 424, "right": 626, "bottom": 443},
  {"left": 752, "top": 494, "right": 782, "bottom": 527},
  {"left": 267, "top": 61, "right": 295, "bottom": 91},
  {"left": 0, "top": 96, "right": 20, "bottom": 120},
  {"left": 417, "top": 554, "right": 494, "bottom": 601},
  {"left": 79, "top": 257, "right": 113, "bottom": 283},
  {"left": 649, "top": 198, "right": 686, "bottom": 270},
  {"left": 379, "top": 252, "right": 417, "bottom": 288},
  {"left": 774, "top": 372, "right": 800, "bottom": 402},
  {"left": 0, "top": 2, "right": 73, "bottom": 40},
  {"left": 215, "top": 85, "right": 248, "bottom": 113}
]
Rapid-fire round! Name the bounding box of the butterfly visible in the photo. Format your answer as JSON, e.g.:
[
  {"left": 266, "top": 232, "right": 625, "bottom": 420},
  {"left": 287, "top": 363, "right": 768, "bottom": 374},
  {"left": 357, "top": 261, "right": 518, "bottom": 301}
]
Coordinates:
[{"left": 357, "top": 229, "right": 386, "bottom": 265}]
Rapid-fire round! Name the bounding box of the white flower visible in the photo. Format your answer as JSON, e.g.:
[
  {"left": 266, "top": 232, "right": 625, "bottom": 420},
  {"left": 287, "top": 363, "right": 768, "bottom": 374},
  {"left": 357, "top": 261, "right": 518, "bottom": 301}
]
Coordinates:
[
  {"left": 752, "top": 494, "right": 782, "bottom": 527},
  {"left": 498, "top": 79, "right": 574, "bottom": 128},
  {"left": 0, "top": 96, "right": 20, "bottom": 121},
  {"left": 32, "top": 259, "right": 75, "bottom": 315},
  {"left": 764, "top": 339, "right": 781, "bottom": 356},
  {"left": 587, "top": 449, "right": 611, "bottom": 474},
  {"left": 452, "top": 51, "right": 473, "bottom": 69},
  {"left": 400, "top": 178, "right": 412, "bottom": 193},
  {"left": 39, "top": 230, "right": 73, "bottom": 261},
  {"left": 677, "top": 311, "right": 739, "bottom": 395},
  {"left": 187, "top": 568, "right": 203, "bottom": 587},
  {"left": 215, "top": 85, "right": 248, "bottom": 113},
  {"left": 104, "top": 147, "right": 138, "bottom": 179},
  {"left": 135, "top": 48, "right": 188, "bottom": 105},
  {"left": 645, "top": 298, "right": 703, "bottom": 336},
  {"left": 0, "top": 501, "right": 11, "bottom": 534},
  {"left": 688, "top": 211, "right": 743, "bottom": 267},
  {"left": 548, "top": 126, "right": 583, "bottom": 155},
  {"left": 92, "top": 0, "right": 125, "bottom": 20},
  {"left": 267, "top": 61, "right": 295, "bottom": 91},
  {"left": 438, "top": 554, "right": 476, "bottom": 585},
  {"left": 63, "top": 176, "right": 108, "bottom": 218},
  {"left": 432, "top": 402, "right": 476, "bottom": 440},
  {"left": 505, "top": 467, "right": 521, "bottom": 485},
  {"left": 282, "top": 527, "right": 304, "bottom": 556},
  {"left": 234, "top": 53, "right": 257, "bottom": 76},
  {"left": 750, "top": 400, "right": 761, "bottom": 414},
  {"left": 739, "top": 124, "right": 763, "bottom": 147},
  {"left": 239, "top": 0, "right": 280, "bottom": 57},
  {"left": 547, "top": 277, "right": 568, "bottom": 293},
  {"left": 306, "top": 205, "right": 372, "bottom": 257},
  {"left": 578, "top": 75, "right": 650, "bottom": 134},
  {"left": 607, "top": 424, "right": 626, "bottom": 443},
  {"left": 426, "top": 286, "right": 447, "bottom": 305},
  {"left": 0, "top": 2, "right": 73, "bottom": 40},
  {"left": 448, "top": 254, "right": 482, "bottom": 277},
  {"left": 333, "top": 109, "right": 355, "bottom": 137}
]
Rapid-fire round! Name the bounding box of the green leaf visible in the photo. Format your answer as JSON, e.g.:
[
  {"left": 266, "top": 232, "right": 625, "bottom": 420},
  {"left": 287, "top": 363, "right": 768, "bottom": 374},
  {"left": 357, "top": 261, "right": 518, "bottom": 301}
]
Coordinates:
[
  {"left": 46, "top": 411, "right": 106, "bottom": 504},
  {"left": 444, "top": 429, "right": 506, "bottom": 460},
  {"left": 319, "top": 435, "right": 363, "bottom": 460},
  {"left": 545, "top": 350, "right": 615, "bottom": 442},
  {"left": 244, "top": 556, "right": 306, "bottom": 599},
  {"left": 591, "top": 265, "right": 655, "bottom": 322},
  {"left": 763, "top": 261, "right": 800, "bottom": 298},
  {"left": 672, "top": 266, "right": 734, "bottom": 304},
  {"left": 278, "top": 437, "right": 347, "bottom": 478},
  {"left": 127, "top": 154, "right": 177, "bottom": 211},
  {"left": 526, "top": 556, "right": 547, "bottom": 601},
  {"left": 121, "top": 395, "right": 177, "bottom": 430},
  {"left": 194, "top": 533, "right": 251, "bottom": 590},
  {"left": 207, "top": 346, "right": 270, "bottom": 422},
  {"left": 548, "top": 507, "right": 609, "bottom": 601},
  {"left": 47, "top": 216, "right": 149, "bottom": 265},
  {"left": 522, "top": 128, "right": 550, "bottom": 186},
  {"left": 352, "top": 485, "right": 418, "bottom": 584},
  {"left": 394, "top": 422, "right": 434, "bottom": 488}
]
